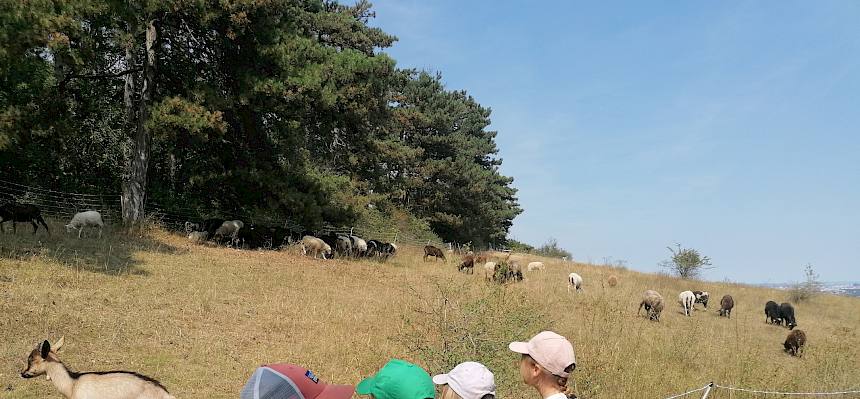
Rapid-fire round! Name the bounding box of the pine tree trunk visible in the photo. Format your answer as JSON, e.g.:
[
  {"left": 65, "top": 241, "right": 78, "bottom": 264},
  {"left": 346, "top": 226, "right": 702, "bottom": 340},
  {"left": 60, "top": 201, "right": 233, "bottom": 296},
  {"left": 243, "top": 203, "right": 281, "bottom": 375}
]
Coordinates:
[{"left": 121, "top": 18, "right": 156, "bottom": 226}]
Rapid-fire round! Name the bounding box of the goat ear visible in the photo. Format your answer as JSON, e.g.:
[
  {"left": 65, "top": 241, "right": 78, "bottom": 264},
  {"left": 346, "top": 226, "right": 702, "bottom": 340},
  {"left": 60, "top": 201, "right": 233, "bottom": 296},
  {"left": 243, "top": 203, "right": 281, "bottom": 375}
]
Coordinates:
[
  {"left": 53, "top": 336, "right": 65, "bottom": 352},
  {"left": 40, "top": 340, "right": 51, "bottom": 358}
]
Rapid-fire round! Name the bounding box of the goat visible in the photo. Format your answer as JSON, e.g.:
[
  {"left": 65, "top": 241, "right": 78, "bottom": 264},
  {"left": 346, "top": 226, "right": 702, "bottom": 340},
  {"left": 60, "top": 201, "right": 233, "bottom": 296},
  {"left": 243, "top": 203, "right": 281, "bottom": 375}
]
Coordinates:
[
  {"left": 65, "top": 211, "right": 104, "bottom": 238},
  {"left": 423, "top": 245, "right": 446, "bottom": 262},
  {"left": 0, "top": 203, "right": 50, "bottom": 235},
  {"left": 20, "top": 337, "right": 174, "bottom": 399}
]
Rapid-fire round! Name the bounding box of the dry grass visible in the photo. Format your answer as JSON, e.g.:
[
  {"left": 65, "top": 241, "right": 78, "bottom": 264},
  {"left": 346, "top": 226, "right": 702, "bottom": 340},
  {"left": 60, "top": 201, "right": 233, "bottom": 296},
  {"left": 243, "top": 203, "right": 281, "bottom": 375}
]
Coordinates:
[{"left": 1, "top": 222, "right": 859, "bottom": 398}]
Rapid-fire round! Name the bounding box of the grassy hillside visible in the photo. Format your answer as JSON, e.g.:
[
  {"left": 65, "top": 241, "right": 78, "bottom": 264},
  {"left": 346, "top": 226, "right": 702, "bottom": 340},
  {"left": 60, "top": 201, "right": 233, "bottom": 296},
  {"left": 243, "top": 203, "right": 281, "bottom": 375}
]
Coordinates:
[{"left": 1, "top": 222, "right": 859, "bottom": 398}]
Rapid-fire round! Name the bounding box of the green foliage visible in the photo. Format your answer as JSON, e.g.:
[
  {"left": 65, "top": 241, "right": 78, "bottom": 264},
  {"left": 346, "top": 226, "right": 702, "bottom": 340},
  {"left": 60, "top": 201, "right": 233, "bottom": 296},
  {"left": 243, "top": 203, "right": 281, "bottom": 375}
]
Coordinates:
[
  {"left": 534, "top": 237, "right": 572, "bottom": 259},
  {"left": 0, "top": 0, "right": 520, "bottom": 244},
  {"left": 507, "top": 238, "right": 535, "bottom": 253},
  {"left": 789, "top": 263, "right": 821, "bottom": 303},
  {"left": 660, "top": 243, "right": 713, "bottom": 279}
]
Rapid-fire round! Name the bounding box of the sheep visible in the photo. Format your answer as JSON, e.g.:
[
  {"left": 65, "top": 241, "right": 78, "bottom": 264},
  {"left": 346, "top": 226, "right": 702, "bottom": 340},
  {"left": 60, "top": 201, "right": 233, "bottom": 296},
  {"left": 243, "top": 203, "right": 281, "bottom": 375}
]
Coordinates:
[
  {"left": 203, "top": 218, "right": 226, "bottom": 237},
  {"left": 607, "top": 275, "right": 618, "bottom": 287},
  {"left": 719, "top": 294, "right": 734, "bottom": 318},
  {"left": 183, "top": 221, "right": 201, "bottom": 235},
  {"left": 64, "top": 211, "right": 104, "bottom": 238},
  {"left": 483, "top": 261, "right": 497, "bottom": 282},
  {"left": 213, "top": 220, "right": 244, "bottom": 246},
  {"left": 0, "top": 203, "right": 50, "bottom": 235},
  {"left": 527, "top": 261, "right": 545, "bottom": 272},
  {"left": 692, "top": 290, "right": 710, "bottom": 309},
  {"left": 458, "top": 254, "right": 475, "bottom": 274},
  {"left": 567, "top": 272, "right": 583, "bottom": 293},
  {"left": 783, "top": 329, "right": 806, "bottom": 357},
  {"left": 187, "top": 231, "right": 208, "bottom": 243},
  {"left": 779, "top": 302, "right": 798, "bottom": 330},
  {"left": 492, "top": 262, "right": 523, "bottom": 283},
  {"left": 765, "top": 300, "right": 782, "bottom": 324},
  {"left": 335, "top": 235, "right": 353, "bottom": 257},
  {"left": 679, "top": 290, "right": 696, "bottom": 316},
  {"left": 301, "top": 236, "right": 331, "bottom": 259},
  {"left": 423, "top": 245, "right": 446, "bottom": 262},
  {"left": 379, "top": 242, "right": 397, "bottom": 260},
  {"left": 638, "top": 290, "right": 665, "bottom": 321},
  {"left": 349, "top": 236, "right": 368, "bottom": 257},
  {"left": 366, "top": 239, "right": 382, "bottom": 257}
]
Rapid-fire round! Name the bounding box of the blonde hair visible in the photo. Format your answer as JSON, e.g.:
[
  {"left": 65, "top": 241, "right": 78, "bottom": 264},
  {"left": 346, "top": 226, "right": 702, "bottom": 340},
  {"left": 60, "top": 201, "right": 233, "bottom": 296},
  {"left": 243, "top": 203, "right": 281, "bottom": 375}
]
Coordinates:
[
  {"left": 439, "top": 384, "right": 495, "bottom": 399},
  {"left": 524, "top": 355, "right": 574, "bottom": 395}
]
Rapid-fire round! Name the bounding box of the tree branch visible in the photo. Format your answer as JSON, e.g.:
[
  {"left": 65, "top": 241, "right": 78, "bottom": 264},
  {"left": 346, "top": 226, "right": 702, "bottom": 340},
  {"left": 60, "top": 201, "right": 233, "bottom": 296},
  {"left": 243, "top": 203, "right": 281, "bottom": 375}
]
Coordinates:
[{"left": 58, "top": 68, "right": 142, "bottom": 90}]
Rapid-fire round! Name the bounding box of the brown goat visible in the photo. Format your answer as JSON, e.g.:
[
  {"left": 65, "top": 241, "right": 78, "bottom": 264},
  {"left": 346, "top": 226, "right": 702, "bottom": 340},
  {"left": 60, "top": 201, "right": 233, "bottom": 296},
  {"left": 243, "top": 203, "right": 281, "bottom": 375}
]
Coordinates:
[
  {"left": 423, "top": 245, "right": 446, "bottom": 262},
  {"left": 784, "top": 329, "right": 806, "bottom": 357}
]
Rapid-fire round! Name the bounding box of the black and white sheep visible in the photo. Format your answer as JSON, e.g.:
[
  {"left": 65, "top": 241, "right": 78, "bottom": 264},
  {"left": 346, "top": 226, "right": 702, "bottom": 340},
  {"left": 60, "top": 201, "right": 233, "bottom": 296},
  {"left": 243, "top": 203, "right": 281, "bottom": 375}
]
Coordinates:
[
  {"left": 638, "top": 290, "right": 665, "bottom": 321},
  {"left": 213, "top": 220, "right": 244, "bottom": 246},
  {"left": 679, "top": 290, "right": 696, "bottom": 317},
  {"left": 765, "top": 300, "right": 781, "bottom": 324},
  {"left": 567, "top": 272, "right": 583, "bottom": 293},
  {"left": 719, "top": 294, "right": 734, "bottom": 318},
  {"left": 692, "top": 290, "right": 710, "bottom": 309},
  {"left": 65, "top": 211, "right": 104, "bottom": 238},
  {"left": 779, "top": 302, "right": 798, "bottom": 330}
]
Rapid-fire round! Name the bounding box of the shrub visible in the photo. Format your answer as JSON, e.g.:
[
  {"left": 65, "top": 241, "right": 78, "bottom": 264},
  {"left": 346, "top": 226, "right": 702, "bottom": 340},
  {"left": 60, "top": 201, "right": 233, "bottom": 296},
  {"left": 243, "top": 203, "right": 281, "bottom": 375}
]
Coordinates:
[
  {"left": 789, "top": 263, "right": 821, "bottom": 303},
  {"left": 659, "top": 243, "right": 712, "bottom": 279},
  {"left": 534, "top": 237, "right": 572, "bottom": 259}
]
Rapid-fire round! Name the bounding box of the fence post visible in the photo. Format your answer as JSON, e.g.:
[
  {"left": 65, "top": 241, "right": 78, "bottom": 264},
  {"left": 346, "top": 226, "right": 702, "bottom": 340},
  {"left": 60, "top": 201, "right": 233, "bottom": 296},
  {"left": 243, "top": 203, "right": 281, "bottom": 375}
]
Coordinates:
[{"left": 700, "top": 383, "right": 713, "bottom": 399}]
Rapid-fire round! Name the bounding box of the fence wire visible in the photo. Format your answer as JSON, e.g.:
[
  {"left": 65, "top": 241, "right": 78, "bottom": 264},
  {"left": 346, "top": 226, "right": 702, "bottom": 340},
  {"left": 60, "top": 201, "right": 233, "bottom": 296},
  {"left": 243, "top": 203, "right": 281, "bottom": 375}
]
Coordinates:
[
  {"left": 664, "top": 383, "right": 860, "bottom": 399},
  {"left": 0, "top": 179, "right": 448, "bottom": 248}
]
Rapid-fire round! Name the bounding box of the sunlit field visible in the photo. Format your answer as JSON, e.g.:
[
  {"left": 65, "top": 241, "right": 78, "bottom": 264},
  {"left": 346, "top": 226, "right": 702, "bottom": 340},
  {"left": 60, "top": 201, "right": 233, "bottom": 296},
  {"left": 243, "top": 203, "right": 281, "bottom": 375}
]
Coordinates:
[{"left": 1, "top": 221, "right": 859, "bottom": 398}]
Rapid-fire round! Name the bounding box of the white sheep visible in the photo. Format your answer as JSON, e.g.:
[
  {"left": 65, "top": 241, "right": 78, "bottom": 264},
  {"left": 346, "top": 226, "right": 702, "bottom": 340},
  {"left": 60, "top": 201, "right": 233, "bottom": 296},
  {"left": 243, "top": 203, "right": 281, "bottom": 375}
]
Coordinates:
[
  {"left": 679, "top": 290, "right": 696, "bottom": 317},
  {"left": 65, "top": 211, "right": 104, "bottom": 238},
  {"left": 213, "top": 220, "right": 244, "bottom": 246},
  {"left": 638, "top": 290, "right": 665, "bottom": 321},
  {"left": 187, "top": 231, "right": 208, "bottom": 243},
  {"left": 301, "top": 236, "right": 331, "bottom": 259},
  {"left": 567, "top": 272, "right": 583, "bottom": 293},
  {"left": 527, "top": 261, "right": 545, "bottom": 272},
  {"left": 350, "top": 235, "right": 368, "bottom": 257},
  {"left": 483, "top": 261, "right": 497, "bottom": 281}
]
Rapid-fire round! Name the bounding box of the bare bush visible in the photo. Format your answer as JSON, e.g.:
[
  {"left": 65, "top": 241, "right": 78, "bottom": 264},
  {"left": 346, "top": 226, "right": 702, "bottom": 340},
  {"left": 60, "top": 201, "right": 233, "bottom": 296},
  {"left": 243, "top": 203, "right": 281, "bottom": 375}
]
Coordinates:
[{"left": 789, "top": 263, "right": 821, "bottom": 303}]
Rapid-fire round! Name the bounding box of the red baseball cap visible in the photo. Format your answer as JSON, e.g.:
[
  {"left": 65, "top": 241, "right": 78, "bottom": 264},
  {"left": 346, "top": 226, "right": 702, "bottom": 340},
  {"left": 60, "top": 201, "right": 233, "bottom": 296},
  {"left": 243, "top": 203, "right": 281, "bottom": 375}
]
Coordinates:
[{"left": 241, "top": 363, "right": 354, "bottom": 399}]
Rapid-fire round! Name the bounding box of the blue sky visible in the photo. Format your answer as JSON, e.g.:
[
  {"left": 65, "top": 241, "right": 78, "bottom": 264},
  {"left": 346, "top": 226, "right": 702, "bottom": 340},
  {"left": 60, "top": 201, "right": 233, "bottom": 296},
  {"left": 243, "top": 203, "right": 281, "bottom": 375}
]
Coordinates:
[{"left": 370, "top": 1, "right": 860, "bottom": 283}]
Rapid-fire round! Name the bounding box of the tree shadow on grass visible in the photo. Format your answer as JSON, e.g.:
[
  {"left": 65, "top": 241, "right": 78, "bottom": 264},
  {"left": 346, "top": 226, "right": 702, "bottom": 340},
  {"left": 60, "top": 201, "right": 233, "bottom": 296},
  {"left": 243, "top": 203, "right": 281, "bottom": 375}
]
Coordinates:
[{"left": 0, "top": 220, "right": 186, "bottom": 276}]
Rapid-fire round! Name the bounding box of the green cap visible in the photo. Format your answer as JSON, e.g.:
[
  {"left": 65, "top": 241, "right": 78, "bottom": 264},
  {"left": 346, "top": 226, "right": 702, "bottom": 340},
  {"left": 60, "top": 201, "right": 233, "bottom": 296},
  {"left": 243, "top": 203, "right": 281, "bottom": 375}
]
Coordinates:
[{"left": 356, "top": 359, "right": 435, "bottom": 399}]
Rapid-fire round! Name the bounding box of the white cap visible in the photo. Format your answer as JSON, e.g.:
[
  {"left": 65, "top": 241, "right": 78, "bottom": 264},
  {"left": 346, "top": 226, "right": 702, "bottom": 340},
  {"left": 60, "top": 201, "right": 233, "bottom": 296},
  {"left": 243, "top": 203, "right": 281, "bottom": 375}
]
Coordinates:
[
  {"left": 432, "top": 362, "right": 496, "bottom": 399},
  {"left": 509, "top": 331, "right": 576, "bottom": 378}
]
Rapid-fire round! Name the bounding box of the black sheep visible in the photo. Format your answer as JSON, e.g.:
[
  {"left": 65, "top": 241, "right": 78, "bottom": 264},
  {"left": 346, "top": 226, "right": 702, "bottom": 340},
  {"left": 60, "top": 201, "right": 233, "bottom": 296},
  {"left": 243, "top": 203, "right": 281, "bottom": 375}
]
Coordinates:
[
  {"left": 765, "top": 300, "right": 781, "bottom": 324},
  {"left": 0, "top": 203, "right": 50, "bottom": 235},
  {"left": 779, "top": 302, "right": 798, "bottom": 330},
  {"left": 719, "top": 294, "right": 734, "bottom": 318},
  {"left": 784, "top": 329, "right": 806, "bottom": 356}
]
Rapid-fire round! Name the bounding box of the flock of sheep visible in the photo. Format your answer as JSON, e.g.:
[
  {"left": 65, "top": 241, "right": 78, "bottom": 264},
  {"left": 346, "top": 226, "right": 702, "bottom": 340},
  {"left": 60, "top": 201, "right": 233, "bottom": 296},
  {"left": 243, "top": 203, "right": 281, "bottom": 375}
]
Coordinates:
[{"left": 0, "top": 203, "right": 105, "bottom": 238}]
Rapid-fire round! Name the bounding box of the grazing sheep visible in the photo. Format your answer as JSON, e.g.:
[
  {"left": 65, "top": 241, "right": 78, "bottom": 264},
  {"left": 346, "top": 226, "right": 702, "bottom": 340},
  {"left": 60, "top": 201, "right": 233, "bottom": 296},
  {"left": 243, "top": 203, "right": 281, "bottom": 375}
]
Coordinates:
[
  {"left": 64, "top": 211, "right": 104, "bottom": 238},
  {"left": 679, "top": 290, "right": 696, "bottom": 316},
  {"left": 458, "top": 254, "right": 475, "bottom": 274},
  {"left": 638, "top": 290, "right": 665, "bottom": 321},
  {"left": 366, "top": 239, "right": 382, "bottom": 257},
  {"left": 492, "top": 262, "right": 523, "bottom": 283},
  {"left": 203, "top": 218, "right": 226, "bottom": 237},
  {"left": 607, "top": 275, "right": 618, "bottom": 287},
  {"left": 187, "top": 231, "right": 208, "bottom": 243},
  {"left": 423, "top": 245, "right": 446, "bottom": 262},
  {"left": 527, "top": 261, "right": 545, "bottom": 272},
  {"left": 692, "top": 290, "right": 710, "bottom": 309},
  {"left": 483, "top": 261, "right": 497, "bottom": 281},
  {"left": 567, "top": 272, "right": 583, "bottom": 293},
  {"left": 719, "top": 294, "right": 734, "bottom": 318},
  {"left": 784, "top": 329, "right": 806, "bottom": 357},
  {"left": 184, "top": 221, "right": 201, "bottom": 235},
  {"left": 301, "top": 236, "right": 331, "bottom": 259},
  {"left": 379, "top": 242, "right": 397, "bottom": 260},
  {"left": 335, "top": 235, "right": 352, "bottom": 257},
  {"left": 0, "top": 203, "right": 50, "bottom": 235},
  {"left": 779, "top": 302, "right": 798, "bottom": 330},
  {"left": 349, "top": 235, "right": 368, "bottom": 257},
  {"left": 213, "top": 220, "right": 244, "bottom": 246},
  {"left": 765, "top": 301, "right": 782, "bottom": 325}
]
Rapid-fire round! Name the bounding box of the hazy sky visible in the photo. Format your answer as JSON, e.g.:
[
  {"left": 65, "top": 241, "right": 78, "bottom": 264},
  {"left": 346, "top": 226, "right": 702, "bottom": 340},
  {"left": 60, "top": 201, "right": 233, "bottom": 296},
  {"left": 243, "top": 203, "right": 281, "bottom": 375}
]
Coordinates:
[{"left": 370, "top": 1, "right": 860, "bottom": 283}]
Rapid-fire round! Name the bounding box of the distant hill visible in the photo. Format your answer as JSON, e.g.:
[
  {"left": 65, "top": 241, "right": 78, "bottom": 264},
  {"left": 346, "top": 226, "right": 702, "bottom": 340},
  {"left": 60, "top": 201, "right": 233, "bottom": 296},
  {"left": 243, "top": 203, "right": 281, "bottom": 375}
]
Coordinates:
[{"left": 759, "top": 281, "right": 860, "bottom": 297}]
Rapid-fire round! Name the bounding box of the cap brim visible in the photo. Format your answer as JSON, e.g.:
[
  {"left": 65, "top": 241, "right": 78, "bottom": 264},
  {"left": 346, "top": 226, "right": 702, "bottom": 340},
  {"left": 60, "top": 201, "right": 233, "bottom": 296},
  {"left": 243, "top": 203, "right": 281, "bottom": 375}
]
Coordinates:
[
  {"left": 355, "top": 377, "right": 375, "bottom": 395},
  {"left": 509, "top": 342, "right": 529, "bottom": 354},
  {"left": 317, "top": 384, "right": 355, "bottom": 399},
  {"left": 431, "top": 374, "right": 449, "bottom": 385}
]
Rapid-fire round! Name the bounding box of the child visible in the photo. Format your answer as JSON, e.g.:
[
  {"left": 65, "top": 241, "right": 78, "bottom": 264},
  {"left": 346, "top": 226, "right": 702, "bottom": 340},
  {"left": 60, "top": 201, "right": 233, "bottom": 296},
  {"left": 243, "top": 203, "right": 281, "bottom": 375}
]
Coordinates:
[
  {"left": 509, "top": 331, "right": 577, "bottom": 399},
  {"left": 356, "top": 359, "right": 436, "bottom": 399},
  {"left": 432, "top": 361, "right": 496, "bottom": 399}
]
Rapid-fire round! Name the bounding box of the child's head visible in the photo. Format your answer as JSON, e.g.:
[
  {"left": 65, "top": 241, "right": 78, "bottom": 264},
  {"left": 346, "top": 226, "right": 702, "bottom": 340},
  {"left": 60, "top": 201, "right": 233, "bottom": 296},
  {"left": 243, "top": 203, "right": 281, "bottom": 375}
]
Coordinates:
[
  {"left": 432, "top": 361, "right": 496, "bottom": 399},
  {"left": 357, "top": 359, "right": 435, "bottom": 399},
  {"left": 509, "top": 331, "right": 576, "bottom": 392}
]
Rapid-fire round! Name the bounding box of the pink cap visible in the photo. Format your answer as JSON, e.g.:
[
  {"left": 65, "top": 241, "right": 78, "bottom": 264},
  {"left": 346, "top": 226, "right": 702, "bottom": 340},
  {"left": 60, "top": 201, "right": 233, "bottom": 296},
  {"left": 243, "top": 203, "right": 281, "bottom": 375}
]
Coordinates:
[{"left": 509, "top": 331, "right": 576, "bottom": 378}]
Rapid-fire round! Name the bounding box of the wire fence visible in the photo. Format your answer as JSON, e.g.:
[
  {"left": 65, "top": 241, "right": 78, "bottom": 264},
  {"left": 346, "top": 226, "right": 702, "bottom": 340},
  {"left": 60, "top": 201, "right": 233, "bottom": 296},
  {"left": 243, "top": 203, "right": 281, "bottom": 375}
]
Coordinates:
[
  {"left": 664, "top": 382, "right": 860, "bottom": 398},
  {"left": 0, "top": 179, "right": 450, "bottom": 248}
]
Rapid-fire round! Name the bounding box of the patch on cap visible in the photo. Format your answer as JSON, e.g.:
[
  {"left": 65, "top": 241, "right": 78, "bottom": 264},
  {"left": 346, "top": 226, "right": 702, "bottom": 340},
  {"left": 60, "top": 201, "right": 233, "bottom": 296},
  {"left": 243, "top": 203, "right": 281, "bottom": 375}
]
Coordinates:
[{"left": 305, "top": 370, "right": 319, "bottom": 383}]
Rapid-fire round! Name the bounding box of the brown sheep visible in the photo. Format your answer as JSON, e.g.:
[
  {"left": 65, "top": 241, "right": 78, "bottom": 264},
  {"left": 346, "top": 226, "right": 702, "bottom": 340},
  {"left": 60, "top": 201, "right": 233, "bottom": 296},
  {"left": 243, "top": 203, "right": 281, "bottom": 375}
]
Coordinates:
[
  {"left": 607, "top": 275, "right": 618, "bottom": 287},
  {"left": 423, "top": 245, "right": 446, "bottom": 262},
  {"left": 458, "top": 254, "right": 475, "bottom": 274},
  {"left": 719, "top": 295, "right": 735, "bottom": 318},
  {"left": 784, "top": 329, "right": 806, "bottom": 357}
]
